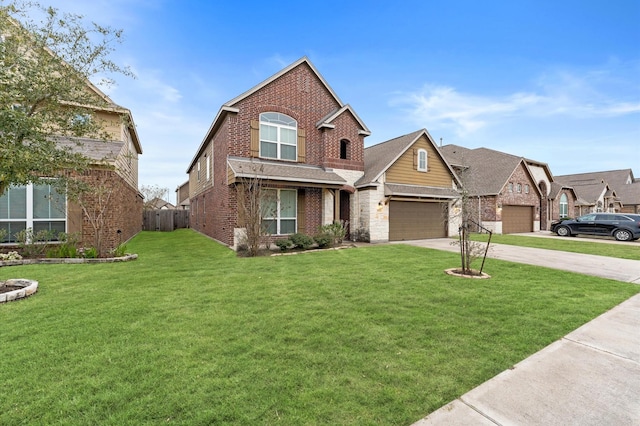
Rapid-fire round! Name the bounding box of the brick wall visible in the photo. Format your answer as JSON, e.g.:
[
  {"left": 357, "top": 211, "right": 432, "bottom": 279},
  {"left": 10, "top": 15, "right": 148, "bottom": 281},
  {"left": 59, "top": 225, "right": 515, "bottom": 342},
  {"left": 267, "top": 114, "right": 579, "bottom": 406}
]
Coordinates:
[
  {"left": 67, "top": 168, "right": 142, "bottom": 254},
  {"left": 494, "top": 163, "right": 540, "bottom": 221}
]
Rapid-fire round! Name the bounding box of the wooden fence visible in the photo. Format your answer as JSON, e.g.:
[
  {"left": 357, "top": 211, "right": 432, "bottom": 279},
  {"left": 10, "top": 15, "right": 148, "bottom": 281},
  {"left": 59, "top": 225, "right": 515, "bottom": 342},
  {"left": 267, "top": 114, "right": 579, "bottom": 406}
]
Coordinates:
[{"left": 143, "top": 209, "right": 190, "bottom": 232}]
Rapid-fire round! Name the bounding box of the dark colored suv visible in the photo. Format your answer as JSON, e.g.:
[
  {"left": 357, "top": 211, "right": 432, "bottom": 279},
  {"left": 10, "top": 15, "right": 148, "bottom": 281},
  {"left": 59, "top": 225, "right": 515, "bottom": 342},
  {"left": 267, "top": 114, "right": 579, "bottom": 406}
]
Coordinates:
[{"left": 551, "top": 213, "right": 640, "bottom": 241}]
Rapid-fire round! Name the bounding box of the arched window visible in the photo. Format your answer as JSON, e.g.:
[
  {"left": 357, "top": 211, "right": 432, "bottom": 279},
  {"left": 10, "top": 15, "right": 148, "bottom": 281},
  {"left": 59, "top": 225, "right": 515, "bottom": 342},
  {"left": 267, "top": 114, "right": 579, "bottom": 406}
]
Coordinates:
[
  {"left": 259, "top": 112, "right": 297, "bottom": 160},
  {"left": 559, "top": 193, "right": 568, "bottom": 218},
  {"left": 417, "top": 149, "right": 427, "bottom": 172}
]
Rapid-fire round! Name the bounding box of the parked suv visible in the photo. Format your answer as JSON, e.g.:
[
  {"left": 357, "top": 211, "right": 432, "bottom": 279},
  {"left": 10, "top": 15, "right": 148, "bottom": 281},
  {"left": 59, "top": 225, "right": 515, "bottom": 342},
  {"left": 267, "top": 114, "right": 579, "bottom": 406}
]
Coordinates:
[{"left": 551, "top": 213, "right": 640, "bottom": 241}]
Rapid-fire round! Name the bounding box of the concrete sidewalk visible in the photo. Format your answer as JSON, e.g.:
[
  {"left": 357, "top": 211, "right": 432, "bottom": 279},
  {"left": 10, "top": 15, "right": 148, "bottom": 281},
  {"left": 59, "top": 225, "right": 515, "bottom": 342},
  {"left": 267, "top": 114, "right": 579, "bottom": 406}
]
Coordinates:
[{"left": 398, "top": 238, "right": 640, "bottom": 425}]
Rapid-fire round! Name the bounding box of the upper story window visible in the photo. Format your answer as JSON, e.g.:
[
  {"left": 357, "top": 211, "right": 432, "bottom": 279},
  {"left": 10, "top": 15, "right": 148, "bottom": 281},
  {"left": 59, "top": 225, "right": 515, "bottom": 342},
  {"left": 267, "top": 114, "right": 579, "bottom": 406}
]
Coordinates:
[
  {"left": 417, "top": 149, "right": 428, "bottom": 172},
  {"left": 260, "top": 112, "right": 297, "bottom": 161},
  {"left": 516, "top": 183, "right": 522, "bottom": 193},
  {"left": 340, "top": 139, "right": 350, "bottom": 160}
]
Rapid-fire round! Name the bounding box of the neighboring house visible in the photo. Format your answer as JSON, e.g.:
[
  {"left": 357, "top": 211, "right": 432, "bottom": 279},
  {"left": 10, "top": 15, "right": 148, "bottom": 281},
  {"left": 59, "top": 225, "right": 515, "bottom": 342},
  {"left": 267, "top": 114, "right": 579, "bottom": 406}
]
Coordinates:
[
  {"left": 355, "top": 129, "right": 461, "bottom": 242},
  {"left": 440, "top": 145, "right": 544, "bottom": 234},
  {"left": 555, "top": 169, "right": 638, "bottom": 215},
  {"left": 548, "top": 182, "right": 579, "bottom": 221},
  {"left": 186, "top": 57, "right": 370, "bottom": 248},
  {"left": 175, "top": 181, "right": 190, "bottom": 210},
  {"left": 148, "top": 197, "right": 175, "bottom": 210},
  {"left": 0, "top": 24, "right": 143, "bottom": 252}
]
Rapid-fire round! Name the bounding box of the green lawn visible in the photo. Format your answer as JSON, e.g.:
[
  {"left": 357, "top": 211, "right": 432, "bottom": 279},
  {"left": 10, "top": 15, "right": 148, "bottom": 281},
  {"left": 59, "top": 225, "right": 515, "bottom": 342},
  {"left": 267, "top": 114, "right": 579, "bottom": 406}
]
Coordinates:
[
  {"left": 1, "top": 230, "right": 638, "bottom": 425},
  {"left": 468, "top": 233, "right": 640, "bottom": 261}
]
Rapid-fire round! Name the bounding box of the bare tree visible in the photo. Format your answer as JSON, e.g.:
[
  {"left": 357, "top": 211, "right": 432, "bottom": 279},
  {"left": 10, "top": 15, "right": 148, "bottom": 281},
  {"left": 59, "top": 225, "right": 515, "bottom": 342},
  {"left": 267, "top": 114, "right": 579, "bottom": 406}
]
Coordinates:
[
  {"left": 450, "top": 165, "right": 492, "bottom": 275},
  {"left": 235, "top": 162, "right": 277, "bottom": 256},
  {"left": 140, "top": 184, "right": 170, "bottom": 210}
]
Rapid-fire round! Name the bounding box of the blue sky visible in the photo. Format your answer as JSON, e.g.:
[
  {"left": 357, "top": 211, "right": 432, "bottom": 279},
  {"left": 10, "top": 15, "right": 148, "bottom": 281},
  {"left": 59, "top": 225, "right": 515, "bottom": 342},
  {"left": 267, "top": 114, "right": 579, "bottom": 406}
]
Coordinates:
[{"left": 45, "top": 0, "right": 640, "bottom": 201}]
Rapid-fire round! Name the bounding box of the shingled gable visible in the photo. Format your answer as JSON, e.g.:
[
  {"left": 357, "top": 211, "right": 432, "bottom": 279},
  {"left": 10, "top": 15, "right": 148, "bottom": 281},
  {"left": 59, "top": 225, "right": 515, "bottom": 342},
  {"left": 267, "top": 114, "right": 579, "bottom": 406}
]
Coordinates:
[
  {"left": 439, "top": 145, "right": 541, "bottom": 197},
  {"left": 187, "top": 56, "right": 367, "bottom": 172},
  {"left": 356, "top": 129, "right": 459, "bottom": 188}
]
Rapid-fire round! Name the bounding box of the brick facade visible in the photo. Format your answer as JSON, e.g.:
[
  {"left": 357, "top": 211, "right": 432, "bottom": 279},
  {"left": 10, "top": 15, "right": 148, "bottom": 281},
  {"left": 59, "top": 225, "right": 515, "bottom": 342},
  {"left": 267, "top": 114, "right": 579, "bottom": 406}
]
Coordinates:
[
  {"left": 67, "top": 168, "right": 143, "bottom": 254},
  {"left": 189, "top": 59, "right": 367, "bottom": 247}
]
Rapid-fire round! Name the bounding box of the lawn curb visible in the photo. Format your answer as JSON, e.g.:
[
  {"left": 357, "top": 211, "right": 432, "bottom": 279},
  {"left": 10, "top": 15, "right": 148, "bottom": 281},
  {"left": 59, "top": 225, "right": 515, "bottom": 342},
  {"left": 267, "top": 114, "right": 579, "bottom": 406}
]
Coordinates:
[{"left": 0, "top": 254, "right": 138, "bottom": 267}]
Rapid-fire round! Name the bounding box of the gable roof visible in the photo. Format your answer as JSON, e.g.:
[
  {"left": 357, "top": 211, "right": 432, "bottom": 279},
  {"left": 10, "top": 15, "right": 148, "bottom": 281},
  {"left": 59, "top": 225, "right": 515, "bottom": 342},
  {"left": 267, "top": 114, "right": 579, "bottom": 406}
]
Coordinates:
[
  {"left": 316, "top": 104, "right": 370, "bottom": 136},
  {"left": 440, "top": 145, "right": 539, "bottom": 196},
  {"left": 356, "top": 129, "right": 459, "bottom": 187},
  {"left": 188, "top": 57, "right": 365, "bottom": 172},
  {"left": 555, "top": 169, "right": 638, "bottom": 207}
]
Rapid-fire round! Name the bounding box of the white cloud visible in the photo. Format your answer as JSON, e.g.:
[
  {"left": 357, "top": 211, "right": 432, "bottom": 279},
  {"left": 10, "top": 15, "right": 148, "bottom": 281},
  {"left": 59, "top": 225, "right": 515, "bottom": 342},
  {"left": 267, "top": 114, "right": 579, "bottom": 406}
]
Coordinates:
[{"left": 393, "top": 65, "right": 640, "bottom": 137}]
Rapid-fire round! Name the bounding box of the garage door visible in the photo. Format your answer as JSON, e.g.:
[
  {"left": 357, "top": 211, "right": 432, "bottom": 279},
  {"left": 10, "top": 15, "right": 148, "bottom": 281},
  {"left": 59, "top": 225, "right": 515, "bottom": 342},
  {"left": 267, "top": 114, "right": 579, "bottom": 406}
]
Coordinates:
[
  {"left": 389, "top": 201, "right": 447, "bottom": 241},
  {"left": 502, "top": 205, "right": 533, "bottom": 234}
]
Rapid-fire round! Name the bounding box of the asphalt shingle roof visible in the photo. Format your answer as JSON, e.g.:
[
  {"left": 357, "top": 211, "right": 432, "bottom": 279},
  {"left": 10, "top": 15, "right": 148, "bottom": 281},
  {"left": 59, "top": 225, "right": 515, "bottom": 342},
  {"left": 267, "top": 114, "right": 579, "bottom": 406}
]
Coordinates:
[
  {"left": 440, "top": 145, "right": 523, "bottom": 196},
  {"left": 228, "top": 157, "right": 346, "bottom": 186}
]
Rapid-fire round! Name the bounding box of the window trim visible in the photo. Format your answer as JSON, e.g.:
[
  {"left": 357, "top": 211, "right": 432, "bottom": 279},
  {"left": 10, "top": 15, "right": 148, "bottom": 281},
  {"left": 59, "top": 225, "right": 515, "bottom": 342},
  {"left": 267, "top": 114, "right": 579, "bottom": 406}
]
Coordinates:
[
  {"left": 262, "top": 188, "right": 297, "bottom": 235},
  {"left": 0, "top": 182, "right": 67, "bottom": 243},
  {"left": 417, "top": 149, "right": 428, "bottom": 172},
  {"left": 259, "top": 112, "right": 298, "bottom": 161},
  {"left": 559, "top": 193, "right": 569, "bottom": 218}
]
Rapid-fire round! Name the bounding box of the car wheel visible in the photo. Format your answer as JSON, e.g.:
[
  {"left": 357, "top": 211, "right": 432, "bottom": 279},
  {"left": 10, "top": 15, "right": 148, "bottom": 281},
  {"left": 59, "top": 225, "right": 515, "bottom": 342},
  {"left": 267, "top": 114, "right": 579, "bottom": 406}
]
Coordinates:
[
  {"left": 556, "top": 226, "right": 571, "bottom": 237},
  {"left": 613, "top": 229, "right": 632, "bottom": 241}
]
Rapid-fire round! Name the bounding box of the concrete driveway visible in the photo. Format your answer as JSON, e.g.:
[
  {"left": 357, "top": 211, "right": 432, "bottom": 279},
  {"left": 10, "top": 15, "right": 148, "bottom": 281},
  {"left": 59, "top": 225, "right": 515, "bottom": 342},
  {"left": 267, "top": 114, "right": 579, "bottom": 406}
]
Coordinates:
[
  {"left": 397, "top": 234, "right": 640, "bottom": 425},
  {"left": 396, "top": 234, "right": 640, "bottom": 283}
]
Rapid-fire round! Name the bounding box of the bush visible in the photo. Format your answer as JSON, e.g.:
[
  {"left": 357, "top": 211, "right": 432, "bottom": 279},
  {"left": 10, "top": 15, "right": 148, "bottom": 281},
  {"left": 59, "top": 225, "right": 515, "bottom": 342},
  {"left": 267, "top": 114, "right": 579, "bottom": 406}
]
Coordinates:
[
  {"left": 313, "top": 232, "right": 333, "bottom": 248},
  {"left": 274, "top": 239, "right": 292, "bottom": 251},
  {"left": 318, "top": 221, "right": 347, "bottom": 247},
  {"left": 80, "top": 247, "right": 98, "bottom": 259},
  {"left": 289, "top": 233, "right": 314, "bottom": 250},
  {"left": 15, "top": 228, "right": 57, "bottom": 258},
  {"left": 0, "top": 251, "right": 22, "bottom": 261},
  {"left": 111, "top": 243, "right": 127, "bottom": 257}
]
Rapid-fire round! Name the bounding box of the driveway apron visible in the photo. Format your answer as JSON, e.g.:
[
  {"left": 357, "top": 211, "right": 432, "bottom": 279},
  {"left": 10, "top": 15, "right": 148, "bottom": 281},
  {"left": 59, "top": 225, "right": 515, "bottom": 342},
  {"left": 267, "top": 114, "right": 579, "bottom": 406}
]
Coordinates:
[{"left": 397, "top": 238, "right": 640, "bottom": 425}]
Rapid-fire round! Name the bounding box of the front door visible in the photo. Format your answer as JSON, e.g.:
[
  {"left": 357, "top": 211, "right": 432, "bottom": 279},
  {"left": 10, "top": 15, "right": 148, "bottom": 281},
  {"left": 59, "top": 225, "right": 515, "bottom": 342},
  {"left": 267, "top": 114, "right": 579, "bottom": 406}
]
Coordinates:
[{"left": 340, "top": 191, "right": 350, "bottom": 239}]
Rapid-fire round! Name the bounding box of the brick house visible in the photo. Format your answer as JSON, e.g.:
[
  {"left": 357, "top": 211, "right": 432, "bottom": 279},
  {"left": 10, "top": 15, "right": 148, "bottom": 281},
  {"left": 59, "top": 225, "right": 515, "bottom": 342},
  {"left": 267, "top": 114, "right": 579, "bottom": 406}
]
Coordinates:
[
  {"left": 186, "top": 57, "right": 370, "bottom": 248},
  {"left": 556, "top": 169, "right": 638, "bottom": 215},
  {"left": 440, "top": 145, "right": 545, "bottom": 233}
]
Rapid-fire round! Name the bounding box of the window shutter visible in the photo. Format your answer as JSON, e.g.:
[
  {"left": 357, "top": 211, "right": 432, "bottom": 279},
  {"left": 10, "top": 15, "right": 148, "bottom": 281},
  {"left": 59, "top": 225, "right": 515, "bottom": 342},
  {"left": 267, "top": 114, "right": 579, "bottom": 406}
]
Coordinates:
[
  {"left": 250, "top": 120, "right": 259, "bottom": 157},
  {"left": 297, "top": 190, "right": 305, "bottom": 233},
  {"left": 297, "top": 128, "right": 306, "bottom": 162},
  {"left": 413, "top": 149, "right": 418, "bottom": 168}
]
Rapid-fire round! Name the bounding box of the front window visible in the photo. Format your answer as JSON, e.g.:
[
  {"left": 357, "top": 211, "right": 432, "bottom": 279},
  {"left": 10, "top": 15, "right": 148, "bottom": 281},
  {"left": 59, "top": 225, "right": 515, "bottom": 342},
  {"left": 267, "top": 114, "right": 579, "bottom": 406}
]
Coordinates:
[
  {"left": 262, "top": 189, "right": 297, "bottom": 235},
  {"left": 0, "top": 183, "right": 66, "bottom": 243},
  {"left": 417, "top": 149, "right": 427, "bottom": 172},
  {"left": 260, "top": 112, "right": 297, "bottom": 161},
  {"left": 559, "top": 193, "right": 568, "bottom": 218}
]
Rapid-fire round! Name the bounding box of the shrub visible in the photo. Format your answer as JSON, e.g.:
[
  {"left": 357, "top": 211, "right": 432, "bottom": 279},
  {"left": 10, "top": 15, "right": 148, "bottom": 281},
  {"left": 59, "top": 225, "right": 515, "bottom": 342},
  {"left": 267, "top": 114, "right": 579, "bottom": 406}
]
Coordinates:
[
  {"left": 289, "top": 233, "right": 314, "bottom": 250},
  {"left": 313, "top": 232, "right": 333, "bottom": 248},
  {"left": 0, "top": 251, "right": 22, "bottom": 261},
  {"left": 111, "top": 243, "right": 127, "bottom": 257},
  {"left": 274, "top": 239, "right": 292, "bottom": 251},
  {"left": 81, "top": 247, "right": 98, "bottom": 259},
  {"left": 318, "top": 221, "right": 347, "bottom": 246},
  {"left": 0, "top": 228, "right": 7, "bottom": 243},
  {"left": 15, "top": 228, "right": 57, "bottom": 258}
]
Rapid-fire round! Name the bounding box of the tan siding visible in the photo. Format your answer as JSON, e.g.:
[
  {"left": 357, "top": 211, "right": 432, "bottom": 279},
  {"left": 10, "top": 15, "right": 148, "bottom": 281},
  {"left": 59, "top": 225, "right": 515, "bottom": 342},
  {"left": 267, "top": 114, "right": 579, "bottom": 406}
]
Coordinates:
[{"left": 386, "top": 135, "right": 453, "bottom": 187}]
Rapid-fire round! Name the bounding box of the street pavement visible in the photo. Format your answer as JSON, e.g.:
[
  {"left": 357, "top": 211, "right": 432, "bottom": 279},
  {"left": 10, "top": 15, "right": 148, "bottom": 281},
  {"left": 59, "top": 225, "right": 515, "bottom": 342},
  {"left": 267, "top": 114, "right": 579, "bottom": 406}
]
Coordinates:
[{"left": 396, "top": 234, "right": 640, "bottom": 425}]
